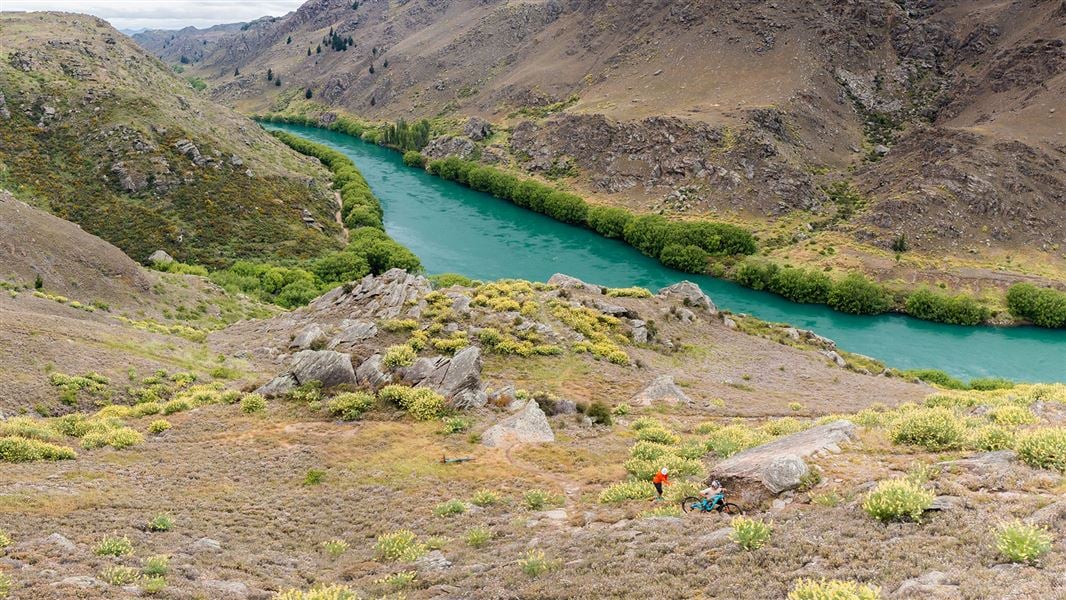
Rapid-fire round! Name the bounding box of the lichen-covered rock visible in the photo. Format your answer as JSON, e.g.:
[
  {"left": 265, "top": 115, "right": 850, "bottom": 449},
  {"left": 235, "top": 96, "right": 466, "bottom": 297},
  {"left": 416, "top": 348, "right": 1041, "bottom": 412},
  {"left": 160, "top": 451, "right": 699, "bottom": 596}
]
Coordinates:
[
  {"left": 289, "top": 323, "right": 325, "bottom": 350},
  {"left": 328, "top": 320, "right": 378, "bottom": 349},
  {"left": 657, "top": 281, "right": 716, "bottom": 313},
  {"left": 547, "top": 273, "right": 602, "bottom": 292},
  {"left": 401, "top": 346, "right": 487, "bottom": 409},
  {"left": 482, "top": 400, "right": 554, "bottom": 447},
  {"left": 258, "top": 350, "right": 356, "bottom": 395},
  {"left": 709, "top": 420, "right": 856, "bottom": 502},
  {"left": 631, "top": 374, "right": 692, "bottom": 406},
  {"left": 356, "top": 354, "right": 392, "bottom": 391}
]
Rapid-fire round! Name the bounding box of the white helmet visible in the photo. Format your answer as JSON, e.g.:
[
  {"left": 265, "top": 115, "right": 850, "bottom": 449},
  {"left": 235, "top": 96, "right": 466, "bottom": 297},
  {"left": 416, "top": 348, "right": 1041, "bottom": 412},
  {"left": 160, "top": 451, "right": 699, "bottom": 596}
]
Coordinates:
[{"left": 660, "top": 467, "right": 669, "bottom": 475}]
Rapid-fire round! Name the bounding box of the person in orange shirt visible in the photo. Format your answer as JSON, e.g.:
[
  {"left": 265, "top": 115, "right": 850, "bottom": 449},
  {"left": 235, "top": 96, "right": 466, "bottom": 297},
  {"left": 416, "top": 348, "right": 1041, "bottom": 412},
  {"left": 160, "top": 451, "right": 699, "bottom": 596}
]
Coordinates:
[{"left": 651, "top": 467, "right": 670, "bottom": 501}]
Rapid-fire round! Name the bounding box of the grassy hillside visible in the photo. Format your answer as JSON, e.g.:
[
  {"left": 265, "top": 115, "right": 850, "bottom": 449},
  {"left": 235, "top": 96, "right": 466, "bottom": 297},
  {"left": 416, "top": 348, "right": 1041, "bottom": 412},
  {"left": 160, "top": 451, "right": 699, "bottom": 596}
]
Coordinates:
[{"left": 0, "top": 12, "right": 344, "bottom": 267}]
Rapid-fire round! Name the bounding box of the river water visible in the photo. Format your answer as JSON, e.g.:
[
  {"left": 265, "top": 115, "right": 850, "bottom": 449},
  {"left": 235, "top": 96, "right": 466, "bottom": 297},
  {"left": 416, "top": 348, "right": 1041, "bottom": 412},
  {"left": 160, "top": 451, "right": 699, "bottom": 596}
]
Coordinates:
[{"left": 266, "top": 123, "right": 1065, "bottom": 382}]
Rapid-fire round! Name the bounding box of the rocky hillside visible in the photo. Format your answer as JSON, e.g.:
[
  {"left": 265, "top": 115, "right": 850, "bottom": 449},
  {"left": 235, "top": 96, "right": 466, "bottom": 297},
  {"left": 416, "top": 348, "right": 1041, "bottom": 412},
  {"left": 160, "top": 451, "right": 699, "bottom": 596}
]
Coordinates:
[
  {"left": 135, "top": 0, "right": 1066, "bottom": 288},
  {"left": 0, "top": 12, "right": 344, "bottom": 267}
]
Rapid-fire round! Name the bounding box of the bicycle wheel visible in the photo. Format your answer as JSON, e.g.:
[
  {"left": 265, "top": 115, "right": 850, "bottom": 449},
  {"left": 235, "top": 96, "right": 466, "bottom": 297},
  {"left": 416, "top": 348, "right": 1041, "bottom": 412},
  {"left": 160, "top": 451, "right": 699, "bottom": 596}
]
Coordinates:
[
  {"left": 719, "top": 502, "right": 743, "bottom": 516},
  {"left": 680, "top": 496, "right": 703, "bottom": 513}
]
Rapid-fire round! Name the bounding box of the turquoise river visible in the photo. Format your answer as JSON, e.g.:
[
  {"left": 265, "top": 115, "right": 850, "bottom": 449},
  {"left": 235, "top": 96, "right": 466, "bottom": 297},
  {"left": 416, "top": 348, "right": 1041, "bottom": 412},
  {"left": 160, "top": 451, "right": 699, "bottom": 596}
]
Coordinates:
[{"left": 266, "top": 123, "right": 1065, "bottom": 383}]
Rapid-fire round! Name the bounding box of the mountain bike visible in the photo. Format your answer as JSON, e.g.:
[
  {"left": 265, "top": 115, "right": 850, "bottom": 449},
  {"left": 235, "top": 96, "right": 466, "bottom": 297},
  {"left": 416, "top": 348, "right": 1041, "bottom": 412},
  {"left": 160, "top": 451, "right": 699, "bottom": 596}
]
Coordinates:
[{"left": 680, "top": 491, "right": 743, "bottom": 516}]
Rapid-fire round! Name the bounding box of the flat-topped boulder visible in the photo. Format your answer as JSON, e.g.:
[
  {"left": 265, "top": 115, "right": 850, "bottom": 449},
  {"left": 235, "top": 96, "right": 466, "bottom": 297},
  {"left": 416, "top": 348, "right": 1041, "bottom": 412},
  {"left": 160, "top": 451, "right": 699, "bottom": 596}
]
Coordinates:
[
  {"left": 631, "top": 375, "right": 692, "bottom": 406},
  {"left": 482, "top": 400, "right": 555, "bottom": 447},
  {"left": 657, "top": 281, "right": 717, "bottom": 313},
  {"left": 708, "top": 420, "right": 856, "bottom": 502}
]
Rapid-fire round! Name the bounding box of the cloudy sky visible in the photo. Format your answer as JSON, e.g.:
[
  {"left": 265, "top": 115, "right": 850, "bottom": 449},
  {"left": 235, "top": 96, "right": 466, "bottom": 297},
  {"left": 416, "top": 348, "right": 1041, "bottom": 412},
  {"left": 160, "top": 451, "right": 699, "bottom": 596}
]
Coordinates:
[{"left": 1, "top": 0, "right": 306, "bottom": 31}]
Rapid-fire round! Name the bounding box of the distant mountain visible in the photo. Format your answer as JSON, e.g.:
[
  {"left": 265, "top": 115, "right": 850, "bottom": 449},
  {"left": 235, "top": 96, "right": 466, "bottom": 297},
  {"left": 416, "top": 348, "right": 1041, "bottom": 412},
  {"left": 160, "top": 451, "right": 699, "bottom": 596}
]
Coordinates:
[
  {"left": 0, "top": 11, "right": 343, "bottom": 267},
  {"left": 130, "top": 0, "right": 1065, "bottom": 290}
]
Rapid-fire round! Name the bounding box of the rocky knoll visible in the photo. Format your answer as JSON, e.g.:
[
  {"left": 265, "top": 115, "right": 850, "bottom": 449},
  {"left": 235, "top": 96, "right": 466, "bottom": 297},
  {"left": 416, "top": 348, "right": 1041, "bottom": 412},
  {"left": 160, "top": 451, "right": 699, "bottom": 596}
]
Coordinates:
[
  {"left": 481, "top": 400, "right": 555, "bottom": 448},
  {"left": 708, "top": 420, "right": 857, "bottom": 503}
]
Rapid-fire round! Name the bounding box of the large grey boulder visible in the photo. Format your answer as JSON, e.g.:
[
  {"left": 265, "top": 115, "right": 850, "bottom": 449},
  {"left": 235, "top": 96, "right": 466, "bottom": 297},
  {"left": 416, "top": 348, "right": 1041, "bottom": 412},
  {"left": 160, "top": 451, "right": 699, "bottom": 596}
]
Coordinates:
[
  {"left": 401, "top": 346, "right": 487, "bottom": 409},
  {"left": 709, "top": 420, "right": 856, "bottom": 502},
  {"left": 891, "top": 572, "right": 961, "bottom": 600},
  {"left": 631, "top": 375, "right": 692, "bottom": 406},
  {"left": 257, "top": 350, "right": 356, "bottom": 396},
  {"left": 482, "top": 401, "right": 555, "bottom": 447},
  {"left": 308, "top": 269, "right": 430, "bottom": 320},
  {"left": 328, "top": 319, "right": 377, "bottom": 349},
  {"left": 657, "top": 281, "right": 716, "bottom": 313},
  {"left": 548, "top": 273, "right": 602, "bottom": 293},
  {"left": 289, "top": 323, "right": 325, "bottom": 350},
  {"left": 356, "top": 354, "right": 392, "bottom": 391}
]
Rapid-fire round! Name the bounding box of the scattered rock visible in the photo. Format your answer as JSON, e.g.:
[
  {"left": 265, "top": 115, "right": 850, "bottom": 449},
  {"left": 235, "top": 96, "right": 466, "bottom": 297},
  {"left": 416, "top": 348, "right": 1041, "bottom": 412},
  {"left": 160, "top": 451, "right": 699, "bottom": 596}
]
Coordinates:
[
  {"left": 190, "top": 537, "right": 222, "bottom": 553},
  {"left": 822, "top": 350, "right": 848, "bottom": 368},
  {"left": 1027, "top": 499, "right": 1066, "bottom": 527},
  {"left": 657, "top": 281, "right": 717, "bottom": 313},
  {"left": 628, "top": 319, "right": 649, "bottom": 343},
  {"left": 148, "top": 249, "right": 174, "bottom": 265},
  {"left": 709, "top": 420, "right": 856, "bottom": 502},
  {"left": 464, "top": 116, "right": 493, "bottom": 141},
  {"left": 420, "top": 135, "right": 477, "bottom": 161},
  {"left": 255, "top": 374, "right": 296, "bottom": 397},
  {"left": 174, "top": 138, "right": 208, "bottom": 166},
  {"left": 892, "top": 571, "right": 961, "bottom": 599},
  {"left": 482, "top": 400, "right": 555, "bottom": 447},
  {"left": 200, "top": 579, "right": 250, "bottom": 598},
  {"left": 309, "top": 269, "right": 430, "bottom": 320},
  {"left": 548, "top": 273, "right": 602, "bottom": 292},
  {"left": 722, "top": 317, "right": 738, "bottom": 329},
  {"left": 631, "top": 374, "right": 692, "bottom": 406},
  {"left": 928, "top": 495, "right": 964, "bottom": 511},
  {"left": 42, "top": 533, "right": 77, "bottom": 553},
  {"left": 416, "top": 550, "right": 452, "bottom": 571},
  {"left": 873, "top": 144, "right": 890, "bottom": 157},
  {"left": 592, "top": 299, "right": 635, "bottom": 318},
  {"left": 289, "top": 323, "right": 325, "bottom": 350}
]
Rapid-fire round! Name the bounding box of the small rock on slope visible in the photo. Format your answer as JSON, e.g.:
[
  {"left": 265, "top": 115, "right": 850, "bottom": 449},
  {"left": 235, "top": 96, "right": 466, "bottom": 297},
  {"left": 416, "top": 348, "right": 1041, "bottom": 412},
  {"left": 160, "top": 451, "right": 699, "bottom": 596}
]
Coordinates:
[{"left": 482, "top": 400, "right": 554, "bottom": 447}]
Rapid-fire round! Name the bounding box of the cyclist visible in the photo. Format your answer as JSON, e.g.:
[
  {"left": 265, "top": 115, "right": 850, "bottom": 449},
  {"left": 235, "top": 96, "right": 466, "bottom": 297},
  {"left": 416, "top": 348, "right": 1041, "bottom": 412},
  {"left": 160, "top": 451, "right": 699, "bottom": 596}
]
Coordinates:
[
  {"left": 699, "top": 480, "right": 724, "bottom": 509},
  {"left": 651, "top": 467, "right": 670, "bottom": 501}
]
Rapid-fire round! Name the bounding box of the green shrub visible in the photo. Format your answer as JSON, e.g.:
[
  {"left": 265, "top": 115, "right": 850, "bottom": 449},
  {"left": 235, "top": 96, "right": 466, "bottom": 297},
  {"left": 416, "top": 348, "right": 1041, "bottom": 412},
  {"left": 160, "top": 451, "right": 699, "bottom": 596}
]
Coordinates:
[
  {"left": 902, "top": 369, "right": 968, "bottom": 390},
  {"left": 967, "top": 426, "right": 1014, "bottom": 451},
  {"left": 383, "top": 344, "right": 417, "bottom": 368},
  {"left": 861, "top": 478, "right": 934, "bottom": 522},
  {"left": 1015, "top": 428, "right": 1066, "bottom": 472},
  {"left": 788, "top": 579, "right": 882, "bottom": 600},
  {"left": 630, "top": 441, "right": 674, "bottom": 461},
  {"left": 0, "top": 436, "right": 77, "bottom": 462},
  {"left": 659, "top": 244, "right": 710, "bottom": 273},
  {"left": 0, "top": 573, "right": 9, "bottom": 598},
  {"left": 905, "top": 288, "right": 988, "bottom": 325},
  {"left": 586, "top": 206, "right": 633, "bottom": 238},
  {"left": 162, "top": 399, "right": 190, "bottom": 415},
  {"left": 969, "top": 377, "right": 1014, "bottom": 391},
  {"left": 322, "top": 538, "right": 349, "bottom": 557},
  {"left": 240, "top": 393, "right": 267, "bottom": 414},
  {"left": 827, "top": 274, "right": 890, "bottom": 315},
  {"left": 429, "top": 273, "right": 475, "bottom": 288},
  {"left": 381, "top": 318, "right": 419, "bottom": 332},
  {"left": 375, "top": 530, "right": 427, "bottom": 562},
  {"left": 147, "top": 419, "right": 171, "bottom": 434},
  {"left": 275, "top": 585, "right": 359, "bottom": 600},
  {"left": 147, "top": 513, "right": 174, "bottom": 532},
  {"left": 730, "top": 517, "right": 772, "bottom": 550},
  {"left": 1006, "top": 284, "right": 1066, "bottom": 328},
  {"left": 142, "top": 555, "right": 169, "bottom": 577},
  {"left": 770, "top": 266, "right": 833, "bottom": 304},
  {"left": 519, "top": 549, "right": 558, "bottom": 577},
  {"left": 994, "top": 520, "right": 1052, "bottom": 564},
  {"left": 304, "top": 468, "right": 326, "bottom": 485},
  {"left": 523, "top": 489, "right": 563, "bottom": 510},
  {"left": 623, "top": 455, "right": 704, "bottom": 480},
  {"left": 471, "top": 489, "right": 499, "bottom": 506},
  {"left": 441, "top": 416, "right": 469, "bottom": 434},
  {"left": 327, "top": 392, "right": 375, "bottom": 421},
  {"left": 585, "top": 401, "right": 613, "bottom": 425},
  {"left": 94, "top": 536, "right": 133, "bottom": 557},
  {"left": 465, "top": 526, "right": 492, "bottom": 548},
  {"left": 433, "top": 499, "right": 466, "bottom": 517},
  {"left": 598, "top": 480, "right": 655, "bottom": 503},
  {"left": 407, "top": 388, "right": 446, "bottom": 421},
  {"left": 987, "top": 405, "right": 1034, "bottom": 426},
  {"left": 705, "top": 425, "right": 771, "bottom": 457},
  {"left": 890, "top": 407, "right": 964, "bottom": 451},
  {"left": 402, "top": 150, "right": 426, "bottom": 168}
]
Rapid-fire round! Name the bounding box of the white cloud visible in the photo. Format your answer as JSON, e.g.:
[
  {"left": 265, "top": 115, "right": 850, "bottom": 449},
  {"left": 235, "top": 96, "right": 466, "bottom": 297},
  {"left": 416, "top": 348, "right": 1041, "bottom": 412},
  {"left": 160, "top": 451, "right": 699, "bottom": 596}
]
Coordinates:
[{"left": 0, "top": 0, "right": 306, "bottom": 30}]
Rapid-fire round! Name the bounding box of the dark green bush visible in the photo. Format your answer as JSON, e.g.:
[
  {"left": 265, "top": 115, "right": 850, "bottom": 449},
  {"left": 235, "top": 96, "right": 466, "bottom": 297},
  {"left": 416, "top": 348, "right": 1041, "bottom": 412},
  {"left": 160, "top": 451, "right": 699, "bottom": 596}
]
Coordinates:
[
  {"left": 771, "top": 267, "right": 832, "bottom": 304},
  {"left": 347, "top": 228, "right": 421, "bottom": 274},
  {"left": 827, "top": 274, "right": 891, "bottom": 315},
  {"left": 1006, "top": 284, "right": 1066, "bottom": 328},
  {"left": 905, "top": 288, "right": 989, "bottom": 325},
  {"left": 542, "top": 191, "right": 588, "bottom": 225},
  {"left": 429, "top": 273, "right": 476, "bottom": 288},
  {"left": 659, "top": 244, "right": 709, "bottom": 274},
  {"left": 902, "top": 369, "right": 968, "bottom": 390},
  {"left": 734, "top": 260, "right": 779, "bottom": 291},
  {"left": 311, "top": 251, "right": 371, "bottom": 285},
  {"left": 586, "top": 206, "right": 633, "bottom": 238},
  {"left": 585, "top": 401, "right": 613, "bottom": 426}
]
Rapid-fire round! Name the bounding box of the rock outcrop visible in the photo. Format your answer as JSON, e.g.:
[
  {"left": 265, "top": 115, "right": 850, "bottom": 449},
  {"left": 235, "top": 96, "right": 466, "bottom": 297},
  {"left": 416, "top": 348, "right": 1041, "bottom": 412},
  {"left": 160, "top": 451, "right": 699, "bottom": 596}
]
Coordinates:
[
  {"left": 657, "top": 281, "right": 716, "bottom": 313},
  {"left": 328, "top": 320, "right": 378, "bottom": 349},
  {"left": 708, "top": 420, "right": 856, "bottom": 501},
  {"left": 289, "top": 323, "right": 325, "bottom": 350},
  {"left": 631, "top": 375, "right": 692, "bottom": 406},
  {"left": 401, "top": 346, "right": 487, "bottom": 409},
  {"left": 307, "top": 269, "right": 431, "bottom": 320},
  {"left": 147, "top": 250, "right": 174, "bottom": 265},
  {"left": 464, "top": 116, "right": 493, "bottom": 141},
  {"left": 547, "top": 273, "right": 602, "bottom": 293},
  {"left": 481, "top": 400, "right": 555, "bottom": 447},
  {"left": 257, "top": 350, "right": 356, "bottom": 396}
]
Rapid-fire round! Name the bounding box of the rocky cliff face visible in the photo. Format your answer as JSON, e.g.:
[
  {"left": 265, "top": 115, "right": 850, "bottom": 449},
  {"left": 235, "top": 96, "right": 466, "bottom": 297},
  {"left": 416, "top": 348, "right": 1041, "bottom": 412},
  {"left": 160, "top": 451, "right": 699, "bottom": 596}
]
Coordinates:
[{"left": 132, "top": 0, "right": 1065, "bottom": 281}]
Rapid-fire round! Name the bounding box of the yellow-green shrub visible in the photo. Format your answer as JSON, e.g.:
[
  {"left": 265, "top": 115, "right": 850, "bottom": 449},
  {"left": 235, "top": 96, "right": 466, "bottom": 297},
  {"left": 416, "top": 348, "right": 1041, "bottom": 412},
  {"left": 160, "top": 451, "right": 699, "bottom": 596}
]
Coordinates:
[
  {"left": 1015, "top": 428, "right": 1066, "bottom": 472},
  {"left": 275, "top": 585, "right": 360, "bottom": 600},
  {"left": 890, "top": 407, "right": 964, "bottom": 451},
  {"left": 994, "top": 520, "right": 1052, "bottom": 564},
  {"left": 705, "top": 424, "right": 771, "bottom": 457},
  {"left": 730, "top": 517, "right": 772, "bottom": 550},
  {"left": 986, "top": 405, "right": 1035, "bottom": 426},
  {"left": 788, "top": 579, "right": 881, "bottom": 600},
  {"left": 81, "top": 427, "right": 143, "bottom": 450},
  {"left": 383, "top": 344, "right": 417, "bottom": 368},
  {"left": 147, "top": 419, "right": 171, "bottom": 434},
  {"left": 374, "top": 530, "right": 427, "bottom": 562},
  {"left": 861, "top": 478, "right": 934, "bottom": 522},
  {"left": 327, "top": 392, "right": 375, "bottom": 421},
  {"left": 240, "top": 393, "right": 267, "bottom": 414},
  {"left": 598, "top": 480, "right": 655, "bottom": 503},
  {"left": 966, "top": 425, "right": 1014, "bottom": 451},
  {"left": 636, "top": 427, "right": 679, "bottom": 445},
  {"left": 407, "top": 389, "right": 446, "bottom": 421},
  {"left": 623, "top": 454, "right": 703, "bottom": 480}
]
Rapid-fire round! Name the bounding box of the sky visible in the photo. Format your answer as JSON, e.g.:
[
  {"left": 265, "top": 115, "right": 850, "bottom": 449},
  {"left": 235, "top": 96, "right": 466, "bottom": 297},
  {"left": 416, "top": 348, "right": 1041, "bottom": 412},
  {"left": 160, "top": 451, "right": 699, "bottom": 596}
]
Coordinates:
[{"left": 0, "top": 0, "right": 306, "bottom": 31}]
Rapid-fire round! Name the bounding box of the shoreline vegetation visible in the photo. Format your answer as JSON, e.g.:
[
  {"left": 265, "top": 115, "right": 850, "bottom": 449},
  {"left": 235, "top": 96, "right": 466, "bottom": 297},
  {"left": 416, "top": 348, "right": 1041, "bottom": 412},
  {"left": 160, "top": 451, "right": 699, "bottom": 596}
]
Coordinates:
[
  {"left": 254, "top": 112, "right": 1066, "bottom": 330},
  {"left": 153, "top": 131, "right": 423, "bottom": 308}
]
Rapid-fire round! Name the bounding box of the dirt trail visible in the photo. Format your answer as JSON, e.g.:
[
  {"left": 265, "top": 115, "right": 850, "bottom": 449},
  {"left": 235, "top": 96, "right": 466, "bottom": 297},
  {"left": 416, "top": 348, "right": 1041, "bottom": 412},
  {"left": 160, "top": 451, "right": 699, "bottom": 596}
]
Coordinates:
[
  {"left": 504, "top": 443, "right": 581, "bottom": 510},
  {"left": 334, "top": 191, "right": 348, "bottom": 243}
]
